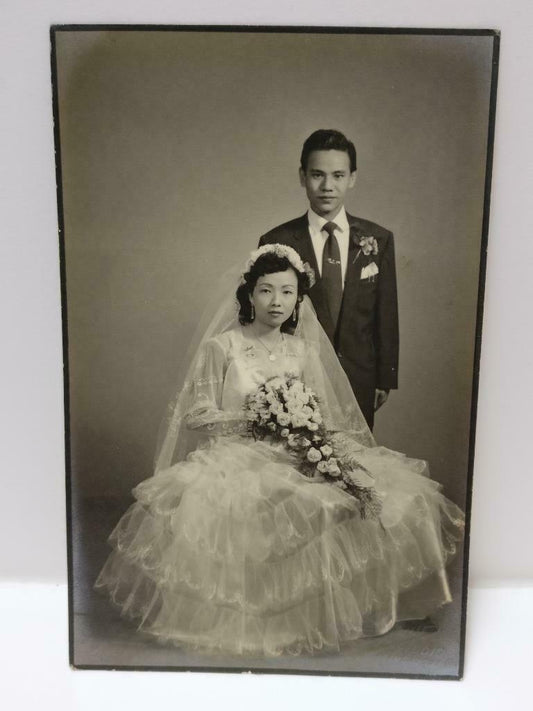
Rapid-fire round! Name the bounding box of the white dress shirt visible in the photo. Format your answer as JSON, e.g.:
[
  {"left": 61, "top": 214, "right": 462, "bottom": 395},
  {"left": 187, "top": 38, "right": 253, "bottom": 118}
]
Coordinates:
[{"left": 307, "top": 207, "right": 350, "bottom": 286}]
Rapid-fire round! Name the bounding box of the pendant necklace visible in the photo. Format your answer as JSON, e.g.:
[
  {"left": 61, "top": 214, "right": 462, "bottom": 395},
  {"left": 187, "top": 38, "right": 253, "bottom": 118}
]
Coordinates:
[{"left": 255, "top": 332, "right": 284, "bottom": 361}]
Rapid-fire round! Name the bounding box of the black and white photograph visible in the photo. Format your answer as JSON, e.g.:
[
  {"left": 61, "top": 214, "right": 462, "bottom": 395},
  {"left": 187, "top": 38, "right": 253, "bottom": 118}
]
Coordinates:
[{"left": 51, "top": 26, "right": 498, "bottom": 679}]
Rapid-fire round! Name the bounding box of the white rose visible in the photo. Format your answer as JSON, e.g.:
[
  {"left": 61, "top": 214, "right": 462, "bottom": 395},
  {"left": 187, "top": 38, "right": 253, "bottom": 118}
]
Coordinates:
[
  {"left": 320, "top": 444, "right": 333, "bottom": 458},
  {"left": 280, "top": 428, "right": 290, "bottom": 438},
  {"left": 311, "top": 411, "right": 322, "bottom": 424},
  {"left": 327, "top": 461, "right": 341, "bottom": 477},
  {"left": 287, "top": 434, "right": 300, "bottom": 448},
  {"left": 306, "top": 447, "right": 322, "bottom": 463},
  {"left": 268, "top": 377, "right": 284, "bottom": 389},
  {"left": 277, "top": 413, "right": 291, "bottom": 427},
  {"left": 307, "top": 422, "right": 319, "bottom": 431},
  {"left": 317, "top": 460, "right": 329, "bottom": 473}
]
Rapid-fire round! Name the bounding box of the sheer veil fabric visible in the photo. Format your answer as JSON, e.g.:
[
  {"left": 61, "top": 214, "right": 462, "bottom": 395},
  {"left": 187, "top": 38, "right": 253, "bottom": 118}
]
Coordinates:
[{"left": 154, "top": 264, "right": 375, "bottom": 473}]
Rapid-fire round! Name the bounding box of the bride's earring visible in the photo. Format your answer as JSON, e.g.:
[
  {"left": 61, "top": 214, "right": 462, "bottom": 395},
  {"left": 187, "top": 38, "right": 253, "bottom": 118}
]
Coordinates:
[
  {"left": 292, "top": 305, "right": 297, "bottom": 323},
  {"left": 250, "top": 303, "right": 255, "bottom": 321}
]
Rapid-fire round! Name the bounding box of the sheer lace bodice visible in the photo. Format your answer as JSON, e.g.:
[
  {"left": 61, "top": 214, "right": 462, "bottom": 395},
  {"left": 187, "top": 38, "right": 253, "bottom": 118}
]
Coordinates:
[
  {"left": 183, "top": 328, "right": 314, "bottom": 433},
  {"left": 221, "top": 329, "right": 306, "bottom": 409}
]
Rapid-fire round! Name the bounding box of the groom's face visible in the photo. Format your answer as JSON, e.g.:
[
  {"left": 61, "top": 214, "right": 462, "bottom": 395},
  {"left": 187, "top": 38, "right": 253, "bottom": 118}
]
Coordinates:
[{"left": 299, "top": 150, "right": 356, "bottom": 220}]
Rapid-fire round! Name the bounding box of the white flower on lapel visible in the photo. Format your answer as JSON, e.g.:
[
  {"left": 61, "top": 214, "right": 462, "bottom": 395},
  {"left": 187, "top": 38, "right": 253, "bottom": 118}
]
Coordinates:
[
  {"left": 360, "top": 262, "right": 379, "bottom": 280},
  {"left": 358, "top": 235, "right": 378, "bottom": 256}
]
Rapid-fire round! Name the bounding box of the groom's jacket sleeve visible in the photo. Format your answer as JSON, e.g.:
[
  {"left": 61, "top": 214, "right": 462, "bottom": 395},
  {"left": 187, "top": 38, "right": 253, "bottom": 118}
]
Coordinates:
[{"left": 375, "top": 231, "right": 399, "bottom": 390}]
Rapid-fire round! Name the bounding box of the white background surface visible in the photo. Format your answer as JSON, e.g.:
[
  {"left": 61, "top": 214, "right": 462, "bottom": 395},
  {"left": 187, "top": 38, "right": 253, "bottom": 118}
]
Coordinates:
[
  {"left": 1, "top": 583, "right": 531, "bottom": 709},
  {"left": 2, "top": 0, "right": 532, "bottom": 707}
]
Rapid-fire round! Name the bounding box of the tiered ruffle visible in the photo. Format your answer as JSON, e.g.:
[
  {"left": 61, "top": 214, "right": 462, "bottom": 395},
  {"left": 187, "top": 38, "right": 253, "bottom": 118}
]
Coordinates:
[{"left": 96, "top": 438, "right": 464, "bottom": 656}]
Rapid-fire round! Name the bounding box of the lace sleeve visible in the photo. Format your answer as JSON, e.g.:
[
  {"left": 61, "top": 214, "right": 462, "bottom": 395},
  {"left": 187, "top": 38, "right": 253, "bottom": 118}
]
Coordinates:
[{"left": 183, "top": 337, "right": 247, "bottom": 435}]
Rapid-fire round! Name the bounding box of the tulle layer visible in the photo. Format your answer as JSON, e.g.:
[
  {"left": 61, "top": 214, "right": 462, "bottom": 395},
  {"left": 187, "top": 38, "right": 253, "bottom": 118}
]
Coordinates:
[{"left": 95, "top": 437, "right": 464, "bottom": 656}]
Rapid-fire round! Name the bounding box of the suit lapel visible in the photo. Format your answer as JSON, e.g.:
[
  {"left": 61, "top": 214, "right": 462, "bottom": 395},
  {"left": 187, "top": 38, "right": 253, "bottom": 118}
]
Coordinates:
[
  {"left": 291, "top": 215, "right": 319, "bottom": 275},
  {"left": 342, "top": 214, "right": 365, "bottom": 307}
]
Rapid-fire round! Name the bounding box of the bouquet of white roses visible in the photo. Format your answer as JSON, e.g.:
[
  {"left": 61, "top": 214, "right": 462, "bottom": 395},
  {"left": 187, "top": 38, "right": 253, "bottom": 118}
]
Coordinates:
[{"left": 244, "top": 374, "right": 381, "bottom": 519}]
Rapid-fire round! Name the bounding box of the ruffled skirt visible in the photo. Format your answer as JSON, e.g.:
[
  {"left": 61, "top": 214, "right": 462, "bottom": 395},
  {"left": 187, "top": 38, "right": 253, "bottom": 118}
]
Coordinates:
[{"left": 95, "top": 436, "right": 464, "bottom": 656}]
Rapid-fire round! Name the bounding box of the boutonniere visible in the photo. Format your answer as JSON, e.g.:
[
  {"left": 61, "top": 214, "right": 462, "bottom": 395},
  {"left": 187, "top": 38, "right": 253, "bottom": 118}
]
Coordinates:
[
  {"left": 351, "top": 231, "right": 379, "bottom": 264},
  {"left": 358, "top": 235, "right": 378, "bottom": 256}
]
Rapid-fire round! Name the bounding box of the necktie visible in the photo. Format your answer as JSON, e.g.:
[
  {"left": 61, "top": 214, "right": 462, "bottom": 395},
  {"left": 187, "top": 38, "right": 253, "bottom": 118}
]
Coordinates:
[{"left": 321, "top": 221, "right": 343, "bottom": 326}]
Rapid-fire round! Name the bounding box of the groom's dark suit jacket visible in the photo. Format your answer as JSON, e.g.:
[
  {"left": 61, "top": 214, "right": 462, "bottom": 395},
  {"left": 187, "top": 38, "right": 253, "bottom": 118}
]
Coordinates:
[{"left": 259, "top": 213, "right": 399, "bottom": 429}]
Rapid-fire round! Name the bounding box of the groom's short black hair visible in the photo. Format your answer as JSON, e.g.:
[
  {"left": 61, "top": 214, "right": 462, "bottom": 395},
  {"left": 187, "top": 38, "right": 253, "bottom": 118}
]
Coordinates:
[{"left": 300, "top": 129, "right": 357, "bottom": 173}]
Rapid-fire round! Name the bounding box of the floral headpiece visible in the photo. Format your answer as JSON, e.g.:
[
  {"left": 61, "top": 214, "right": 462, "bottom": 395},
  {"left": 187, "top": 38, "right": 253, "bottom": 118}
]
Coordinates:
[{"left": 242, "top": 244, "right": 316, "bottom": 287}]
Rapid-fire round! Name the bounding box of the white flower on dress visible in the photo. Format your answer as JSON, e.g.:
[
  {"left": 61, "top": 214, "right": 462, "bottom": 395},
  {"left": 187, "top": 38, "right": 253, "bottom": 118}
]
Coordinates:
[
  {"left": 267, "top": 377, "right": 284, "bottom": 389},
  {"left": 326, "top": 459, "right": 341, "bottom": 477},
  {"left": 244, "top": 373, "right": 381, "bottom": 519},
  {"left": 287, "top": 434, "right": 300, "bottom": 448},
  {"left": 306, "top": 447, "right": 322, "bottom": 463}
]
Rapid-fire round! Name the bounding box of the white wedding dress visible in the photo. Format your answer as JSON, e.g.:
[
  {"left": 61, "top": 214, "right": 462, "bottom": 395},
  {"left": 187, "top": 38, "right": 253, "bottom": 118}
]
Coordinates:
[{"left": 95, "top": 327, "right": 464, "bottom": 656}]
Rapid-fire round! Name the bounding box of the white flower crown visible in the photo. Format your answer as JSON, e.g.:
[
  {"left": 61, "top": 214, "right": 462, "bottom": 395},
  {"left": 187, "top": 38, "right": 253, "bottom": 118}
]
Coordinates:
[{"left": 242, "top": 244, "right": 316, "bottom": 287}]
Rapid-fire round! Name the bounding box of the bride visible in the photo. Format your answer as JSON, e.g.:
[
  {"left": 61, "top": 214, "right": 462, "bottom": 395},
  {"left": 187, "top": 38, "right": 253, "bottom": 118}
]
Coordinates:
[{"left": 95, "top": 244, "right": 464, "bottom": 656}]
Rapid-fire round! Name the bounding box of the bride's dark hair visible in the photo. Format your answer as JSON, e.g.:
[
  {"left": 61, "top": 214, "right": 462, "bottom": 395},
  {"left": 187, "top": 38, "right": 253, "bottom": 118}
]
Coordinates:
[{"left": 236, "top": 252, "right": 313, "bottom": 332}]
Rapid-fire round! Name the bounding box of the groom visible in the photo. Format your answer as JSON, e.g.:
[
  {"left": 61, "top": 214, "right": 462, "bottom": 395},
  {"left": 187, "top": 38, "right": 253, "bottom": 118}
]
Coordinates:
[{"left": 259, "top": 129, "right": 399, "bottom": 429}]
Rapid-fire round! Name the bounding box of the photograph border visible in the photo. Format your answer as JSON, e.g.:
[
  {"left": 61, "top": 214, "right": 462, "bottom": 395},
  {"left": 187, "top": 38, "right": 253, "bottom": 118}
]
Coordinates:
[{"left": 50, "top": 24, "right": 500, "bottom": 680}]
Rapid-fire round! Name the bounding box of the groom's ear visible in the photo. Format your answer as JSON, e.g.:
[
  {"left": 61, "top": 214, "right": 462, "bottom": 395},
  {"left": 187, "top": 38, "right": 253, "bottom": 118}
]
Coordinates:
[
  {"left": 299, "top": 167, "right": 306, "bottom": 187},
  {"left": 348, "top": 171, "right": 357, "bottom": 189}
]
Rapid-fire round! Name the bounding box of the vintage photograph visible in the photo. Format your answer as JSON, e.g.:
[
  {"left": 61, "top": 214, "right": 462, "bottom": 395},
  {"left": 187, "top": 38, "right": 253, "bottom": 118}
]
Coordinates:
[{"left": 51, "top": 27, "right": 498, "bottom": 678}]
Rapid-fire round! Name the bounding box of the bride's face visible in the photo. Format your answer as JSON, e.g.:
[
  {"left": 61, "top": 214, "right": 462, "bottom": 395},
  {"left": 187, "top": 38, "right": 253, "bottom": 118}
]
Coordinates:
[{"left": 250, "top": 269, "right": 299, "bottom": 328}]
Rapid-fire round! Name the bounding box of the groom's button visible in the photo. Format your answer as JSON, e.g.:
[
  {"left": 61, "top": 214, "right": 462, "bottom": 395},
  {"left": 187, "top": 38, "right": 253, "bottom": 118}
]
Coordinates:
[{"left": 337, "top": 351, "right": 343, "bottom": 358}]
